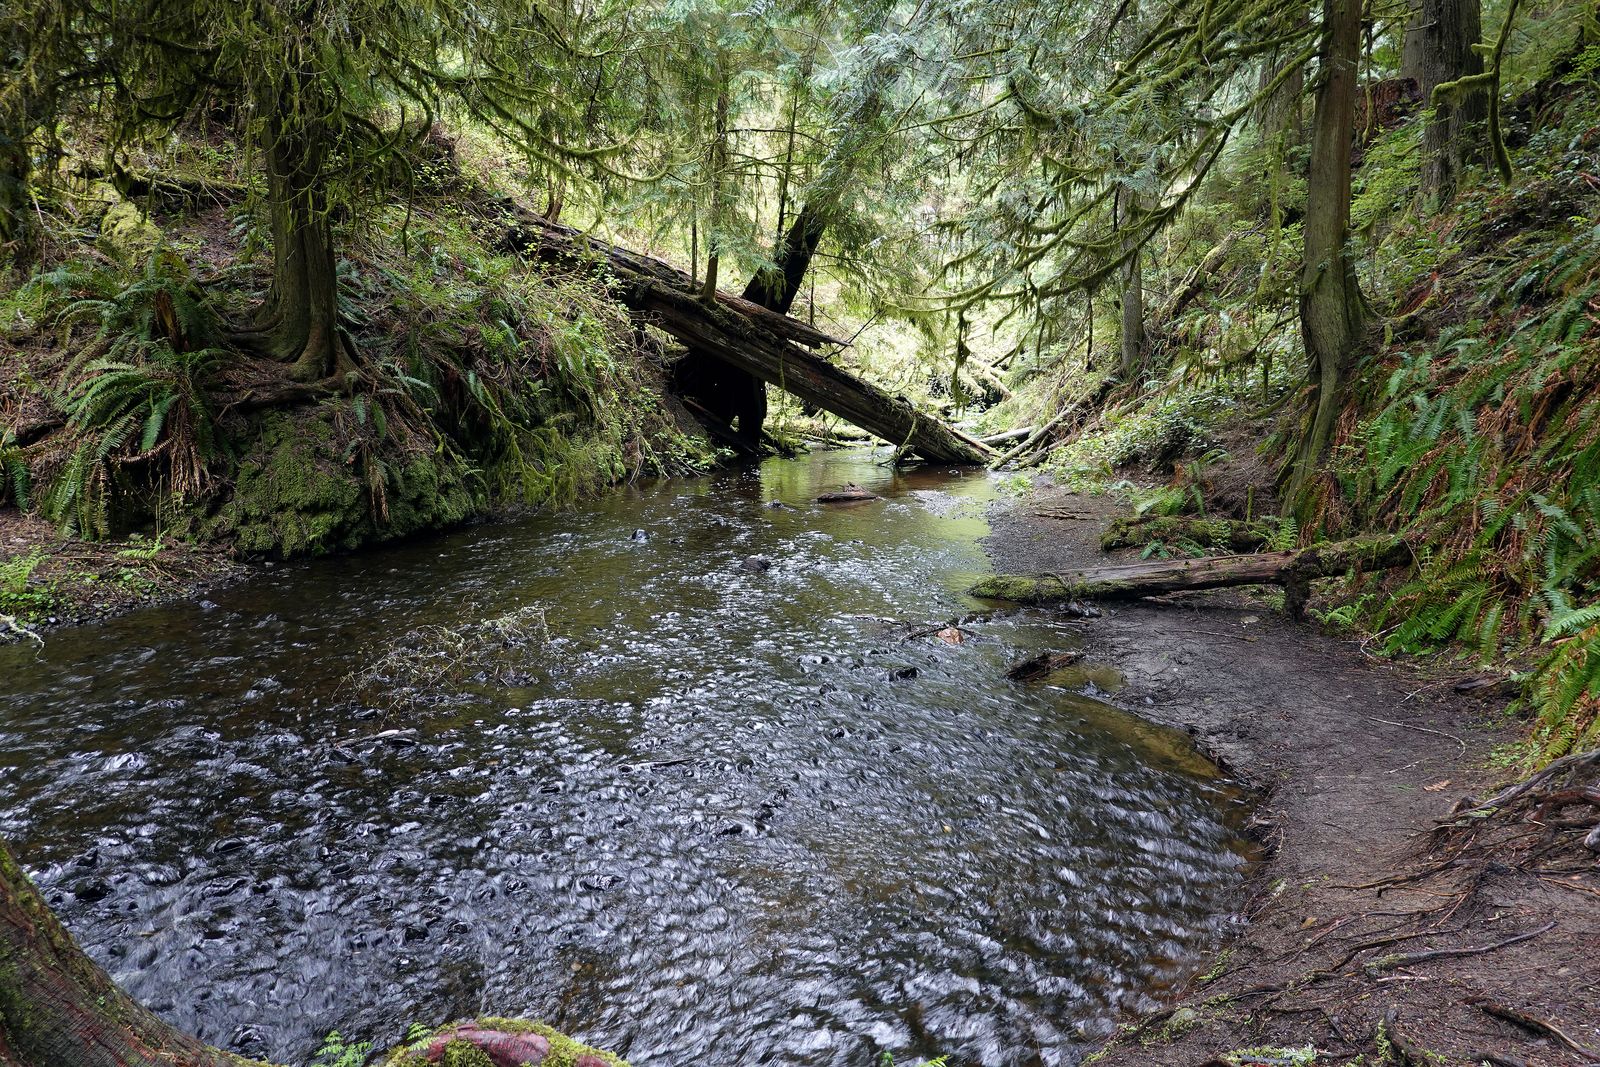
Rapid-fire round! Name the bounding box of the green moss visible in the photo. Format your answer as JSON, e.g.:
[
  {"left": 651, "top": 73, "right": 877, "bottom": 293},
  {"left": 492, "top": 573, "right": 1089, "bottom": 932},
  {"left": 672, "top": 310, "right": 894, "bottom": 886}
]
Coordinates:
[
  {"left": 98, "top": 199, "right": 163, "bottom": 262},
  {"left": 200, "top": 407, "right": 475, "bottom": 558},
  {"left": 382, "top": 1018, "right": 627, "bottom": 1067}
]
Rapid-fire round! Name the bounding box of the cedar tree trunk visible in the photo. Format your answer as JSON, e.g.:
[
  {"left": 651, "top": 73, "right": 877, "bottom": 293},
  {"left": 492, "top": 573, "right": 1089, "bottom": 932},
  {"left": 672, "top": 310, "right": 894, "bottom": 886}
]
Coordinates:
[
  {"left": 673, "top": 203, "right": 825, "bottom": 449},
  {"left": 1418, "top": 0, "right": 1485, "bottom": 208},
  {"left": 246, "top": 70, "right": 349, "bottom": 383},
  {"left": 1288, "top": 0, "right": 1371, "bottom": 504},
  {"left": 0, "top": 838, "right": 261, "bottom": 1067}
]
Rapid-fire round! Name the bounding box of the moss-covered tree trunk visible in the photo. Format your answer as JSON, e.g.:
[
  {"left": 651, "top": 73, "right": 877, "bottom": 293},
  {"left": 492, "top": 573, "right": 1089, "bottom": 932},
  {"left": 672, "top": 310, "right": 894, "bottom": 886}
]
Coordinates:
[
  {"left": 674, "top": 202, "right": 826, "bottom": 451},
  {"left": 0, "top": 838, "right": 261, "bottom": 1067},
  {"left": 238, "top": 57, "right": 349, "bottom": 384},
  {"left": 1256, "top": 34, "right": 1307, "bottom": 147},
  {"left": 1288, "top": 0, "right": 1370, "bottom": 504},
  {"left": 1115, "top": 185, "right": 1146, "bottom": 380},
  {"left": 1418, "top": 0, "right": 1485, "bottom": 209},
  {"left": 0, "top": 123, "right": 31, "bottom": 259}
]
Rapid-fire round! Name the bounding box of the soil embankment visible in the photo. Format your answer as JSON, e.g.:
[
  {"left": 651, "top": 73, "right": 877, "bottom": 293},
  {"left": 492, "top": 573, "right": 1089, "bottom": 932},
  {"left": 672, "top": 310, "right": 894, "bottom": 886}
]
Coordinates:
[{"left": 985, "top": 486, "right": 1600, "bottom": 1067}]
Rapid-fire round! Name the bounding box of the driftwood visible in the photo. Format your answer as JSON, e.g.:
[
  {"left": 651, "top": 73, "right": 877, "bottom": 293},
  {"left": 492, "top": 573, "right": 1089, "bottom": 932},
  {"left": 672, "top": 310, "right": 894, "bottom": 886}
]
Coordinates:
[
  {"left": 1006, "top": 650, "right": 1083, "bottom": 681},
  {"left": 497, "top": 204, "right": 992, "bottom": 465},
  {"left": 971, "top": 536, "right": 1411, "bottom": 615},
  {"left": 980, "top": 426, "right": 1034, "bottom": 446}
]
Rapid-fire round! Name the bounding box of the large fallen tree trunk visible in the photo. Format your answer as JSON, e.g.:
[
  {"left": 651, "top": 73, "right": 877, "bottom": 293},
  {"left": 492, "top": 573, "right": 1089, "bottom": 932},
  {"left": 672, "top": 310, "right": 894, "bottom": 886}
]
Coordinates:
[
  {"left": 971, "top": 536, "right": 1411, "bottom": 616},
  {"left": 497, "top": 205, "right": 992, "bottom": 466}
]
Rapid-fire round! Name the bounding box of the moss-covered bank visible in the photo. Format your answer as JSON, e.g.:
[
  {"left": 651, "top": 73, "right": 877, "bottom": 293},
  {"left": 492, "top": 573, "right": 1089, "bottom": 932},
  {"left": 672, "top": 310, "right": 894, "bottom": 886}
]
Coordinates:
[{"left": 1, "top": 128, "right": 718, "bottom": 635}]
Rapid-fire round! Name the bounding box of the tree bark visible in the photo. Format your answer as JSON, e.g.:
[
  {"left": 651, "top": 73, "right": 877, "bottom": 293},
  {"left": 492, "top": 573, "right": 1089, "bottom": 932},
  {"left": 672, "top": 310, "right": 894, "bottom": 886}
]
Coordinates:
[
  {"left": 1419, "top": 0, "right": 1485, "bottom": 208},
  {"left": 1400, "top": 0, "right": 1427, "bottom": 85},
  {"left": 674, "top": 203, "right": 827, "bottom": 451},
  {"left": 0, "top": 839, "right": 258, "bottom": 1067},
  {"left": 499, "top": 207, "right": 992, "bottom": 465},
  {"left": 241, "top": 73, "right": 348, "bottom": 384},
  {"left": 1116, "top": 185, "right": 1147, "bottom": 381},
  {"left": 1256, "top": 36, "right": 1308, "bottom": 147},
  {"left": 971, "top": 535, "right": 1409, "bottom": 610},
  {"left": 1287, "top": 0, "right": 1371, "bottom": 505},
  {"left": 0, "top": 124, "right": 30, "bottom": 258}
]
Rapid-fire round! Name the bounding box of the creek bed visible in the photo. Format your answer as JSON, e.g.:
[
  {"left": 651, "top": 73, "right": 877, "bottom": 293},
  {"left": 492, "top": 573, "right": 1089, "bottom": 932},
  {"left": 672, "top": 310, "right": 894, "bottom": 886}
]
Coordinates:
[{"left": 0, "top": 450, "right": 1252, "bottom": 1066}]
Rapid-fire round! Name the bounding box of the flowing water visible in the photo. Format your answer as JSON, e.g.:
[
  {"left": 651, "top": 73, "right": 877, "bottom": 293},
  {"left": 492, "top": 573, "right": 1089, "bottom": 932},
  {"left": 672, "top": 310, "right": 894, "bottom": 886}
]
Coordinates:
[{"left": 0, "top": 450, "right": 1252, "bottom": 1067}]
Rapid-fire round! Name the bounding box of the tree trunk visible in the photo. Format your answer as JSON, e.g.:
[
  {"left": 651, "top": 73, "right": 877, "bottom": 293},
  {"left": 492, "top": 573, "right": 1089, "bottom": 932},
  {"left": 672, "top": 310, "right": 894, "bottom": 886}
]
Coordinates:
[
  {"left": 245, "top": 78, "right": 347, "bottom": 384},
  {"left": 1116, "top": 186, "right": 1146, "bottom": 380},
  {"left": 0, "top": 839, "right": 258, "bottom": 1067},
  {"left": 1400, "top": 0, "right": 1427, "bottom": 85},
  {"left": 0, "top": 124, "right": 30, "bottom": 258},
  {"left": 972, "top": 535, "right": 1409, "bottom": 616},
  {"left": 1288, "top": 0, "right": 1371, "bottom": 505},
  {"left": 674, "top": 202, "right": 826, "bottom": 451},
  {"left": 1256, "top": 37, "right": 1308, "bottom": 147},
  {"left": 1418, "top": 0, "right": 1485, "bottom": 209}
]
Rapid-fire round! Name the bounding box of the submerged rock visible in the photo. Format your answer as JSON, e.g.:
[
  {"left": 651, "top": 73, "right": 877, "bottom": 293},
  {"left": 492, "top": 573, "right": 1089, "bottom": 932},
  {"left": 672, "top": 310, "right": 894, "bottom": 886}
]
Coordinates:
[{"left": 816, "top": 483, "right": 879, "bottom": 503}]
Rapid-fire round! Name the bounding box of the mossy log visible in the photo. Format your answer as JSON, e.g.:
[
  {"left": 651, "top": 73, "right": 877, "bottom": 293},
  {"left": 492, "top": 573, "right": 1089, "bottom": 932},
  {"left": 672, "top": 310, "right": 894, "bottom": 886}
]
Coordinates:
[
  {"left": 497, "top": 206, "right": 992, "bottom": 465},
  {"left": 972, "top": 535, "right": 1411, "bottom": 614},
  {"left": 0, "top": 837, "right": 626, "bottom": 1067},
  {"left": 1100, "top": 515, "right": 1275, "bottom": 553}
]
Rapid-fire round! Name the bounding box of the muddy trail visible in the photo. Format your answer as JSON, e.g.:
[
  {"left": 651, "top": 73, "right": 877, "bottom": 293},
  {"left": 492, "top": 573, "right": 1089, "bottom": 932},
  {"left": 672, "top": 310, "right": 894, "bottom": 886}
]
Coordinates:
[{"left": 986, "top": 487, "right": 1600, "bottom": 1067}]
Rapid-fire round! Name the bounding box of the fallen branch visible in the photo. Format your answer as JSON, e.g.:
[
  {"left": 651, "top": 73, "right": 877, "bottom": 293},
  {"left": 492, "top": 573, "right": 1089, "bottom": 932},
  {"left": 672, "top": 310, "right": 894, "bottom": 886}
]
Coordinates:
[
  {"left": 1362, "top": 921, "right": 1555, "bottom": 974},
  {"left": 1, "top": 613, "right": 44, "bottom": 648},
  {"left": 991, "top": 398, "right": 1088, "bottom": 469},
  {"left": 1379, "top": 1008, "right": 1435, "bottom": 1067},
  {"left": 979, "top": 426, "right": 1034, "bottom": 446},
  {"left": 971, "top": 536, "right": 1411, "bottom": 614},
  {"left": 1469, "top": 997, "right": 1599, "bottom": 1058},
  {"left": 1006, "top": 650, "right": 1083, "bottom": 680}
]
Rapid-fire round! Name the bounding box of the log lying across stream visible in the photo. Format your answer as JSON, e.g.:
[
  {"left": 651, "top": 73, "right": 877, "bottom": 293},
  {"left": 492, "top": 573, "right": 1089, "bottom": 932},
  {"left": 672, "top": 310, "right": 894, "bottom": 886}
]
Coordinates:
[
  {"left": 497, "top": 204, "right": 993, "bottom": 465},
  {"left": 972, "top": 536, "right": 1411, "bottom": 614}
]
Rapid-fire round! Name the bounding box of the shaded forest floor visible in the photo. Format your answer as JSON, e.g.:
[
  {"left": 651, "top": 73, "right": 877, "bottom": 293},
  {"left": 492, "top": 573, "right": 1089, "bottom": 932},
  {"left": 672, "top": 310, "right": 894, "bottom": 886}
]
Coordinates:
[
  {"left": 985, "top": 485, "right": 1600, "bottom": 1067},
  {"left": 0, "top": 510, "right": 242, "bottom": 633}
]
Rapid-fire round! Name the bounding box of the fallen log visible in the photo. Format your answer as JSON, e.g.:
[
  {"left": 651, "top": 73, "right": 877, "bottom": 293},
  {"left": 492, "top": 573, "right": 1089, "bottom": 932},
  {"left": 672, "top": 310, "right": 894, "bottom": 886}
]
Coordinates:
[
  {"left": 971, "top": 536, "right": 1411, "bottom": 616},
  {"left": 980, "top": 426, "right": 1034, "bottom": 446},
  {"left": 496, "top": 205, "right": 992, "bottom": 465}
]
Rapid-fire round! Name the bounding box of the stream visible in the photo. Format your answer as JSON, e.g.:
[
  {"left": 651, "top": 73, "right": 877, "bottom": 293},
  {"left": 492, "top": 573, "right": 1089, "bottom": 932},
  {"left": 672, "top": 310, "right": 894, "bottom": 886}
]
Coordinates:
[{"left": 0, "top": 450, "right": 1253, "bottom": 1067}]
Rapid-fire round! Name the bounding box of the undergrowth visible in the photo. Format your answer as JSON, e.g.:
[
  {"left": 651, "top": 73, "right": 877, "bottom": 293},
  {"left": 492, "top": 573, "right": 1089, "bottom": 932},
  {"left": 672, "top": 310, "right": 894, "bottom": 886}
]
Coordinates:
[
  {"left": 1317, "top": 85, "right": 1600, "bottom": 765},
  {"left": 1, "top": 158, "right": 715, "bottom": 554}
]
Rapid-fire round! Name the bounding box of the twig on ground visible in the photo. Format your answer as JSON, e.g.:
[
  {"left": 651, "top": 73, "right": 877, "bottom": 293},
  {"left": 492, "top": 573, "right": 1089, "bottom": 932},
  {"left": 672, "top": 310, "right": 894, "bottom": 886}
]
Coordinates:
[
  {"left": 1360, "top": 715, "right": 1467, "bottom": 756},
  {"left": 1469, "top": 998, "right": 1599, "bottom": 1058},
  {"left": 1170, "top": 628, "right": 1259, "bottom": 642},
  {"left": 1362, "top": 921, "right": 1556, "bottom": 974}
]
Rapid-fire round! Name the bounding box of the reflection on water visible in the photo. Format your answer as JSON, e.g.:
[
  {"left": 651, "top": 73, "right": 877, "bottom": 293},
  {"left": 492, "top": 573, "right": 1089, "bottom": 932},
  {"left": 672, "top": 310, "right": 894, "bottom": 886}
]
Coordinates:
[{"left": 0, "top": 450, "right": 1251, "bottom": 1066}]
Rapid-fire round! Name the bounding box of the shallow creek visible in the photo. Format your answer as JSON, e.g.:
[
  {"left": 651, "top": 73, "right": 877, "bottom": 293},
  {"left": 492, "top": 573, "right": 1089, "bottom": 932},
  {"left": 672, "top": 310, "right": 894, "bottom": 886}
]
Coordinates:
[{"left": 1, "top": 450, "right": 1253, "bottom": 1066}]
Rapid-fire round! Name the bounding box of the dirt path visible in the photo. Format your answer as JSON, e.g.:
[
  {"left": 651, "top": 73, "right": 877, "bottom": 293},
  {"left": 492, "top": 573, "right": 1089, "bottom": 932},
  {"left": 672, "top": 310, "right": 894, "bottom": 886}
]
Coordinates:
[{"left": 985, "top": 487, "right": 1600, "bottom": 1067}]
